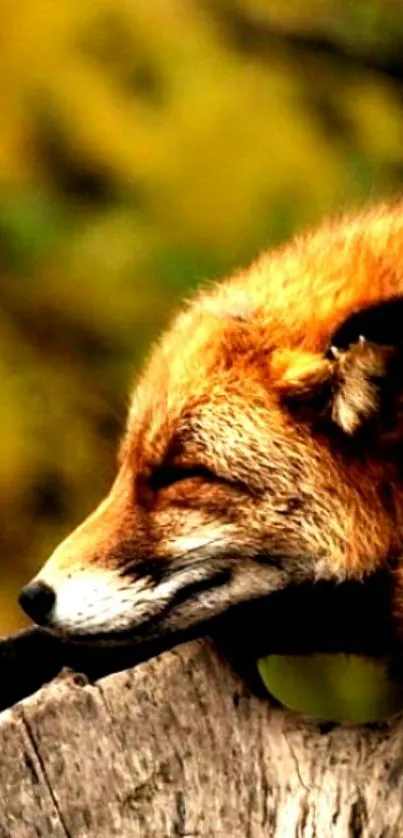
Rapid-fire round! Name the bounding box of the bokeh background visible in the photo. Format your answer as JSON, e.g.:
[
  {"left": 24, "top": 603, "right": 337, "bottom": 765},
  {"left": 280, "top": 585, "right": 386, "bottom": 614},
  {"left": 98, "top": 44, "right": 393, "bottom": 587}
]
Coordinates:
[{"left": 1, "top": 0, "right": 403, "bottom": 634}]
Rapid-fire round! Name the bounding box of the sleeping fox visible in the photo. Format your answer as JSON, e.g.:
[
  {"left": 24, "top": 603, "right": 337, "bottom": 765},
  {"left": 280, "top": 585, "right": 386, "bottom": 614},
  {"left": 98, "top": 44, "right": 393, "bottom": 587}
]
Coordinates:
[{"left": 18, "top": 204, "right": 403, "bottom": 660}]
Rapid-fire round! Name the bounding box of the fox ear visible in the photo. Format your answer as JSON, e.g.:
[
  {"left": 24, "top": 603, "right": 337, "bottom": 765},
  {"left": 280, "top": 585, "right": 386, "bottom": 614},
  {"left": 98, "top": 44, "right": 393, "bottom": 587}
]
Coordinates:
[
  {"left": 327, "top": 337, "right": 395, "bottom": 435},
  {"left": 328, "top": 297, "right": 403, "bottom": 435},
  {"left": 276, "top": 297, "right": 403, "bottom": 436}
]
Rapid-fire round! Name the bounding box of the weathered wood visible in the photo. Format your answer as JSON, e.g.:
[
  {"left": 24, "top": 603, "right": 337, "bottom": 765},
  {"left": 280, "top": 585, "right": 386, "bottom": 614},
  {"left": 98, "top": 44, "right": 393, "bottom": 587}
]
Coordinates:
[{"left": 1, "top": 638, "right": 403, "bottom": 837}]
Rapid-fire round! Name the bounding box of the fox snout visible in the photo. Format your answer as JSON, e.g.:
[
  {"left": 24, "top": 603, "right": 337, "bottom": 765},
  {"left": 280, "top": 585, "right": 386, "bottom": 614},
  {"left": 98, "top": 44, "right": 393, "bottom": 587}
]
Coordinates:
[{"left": 18, "top": 438, "right": 294, "bottom": 643}]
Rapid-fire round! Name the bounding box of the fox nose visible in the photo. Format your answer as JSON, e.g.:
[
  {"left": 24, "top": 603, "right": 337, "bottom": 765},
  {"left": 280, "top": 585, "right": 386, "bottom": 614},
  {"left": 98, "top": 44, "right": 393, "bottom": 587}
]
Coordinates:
[{"left": 19, "top": 580, "right": 56, "bottom": 626}]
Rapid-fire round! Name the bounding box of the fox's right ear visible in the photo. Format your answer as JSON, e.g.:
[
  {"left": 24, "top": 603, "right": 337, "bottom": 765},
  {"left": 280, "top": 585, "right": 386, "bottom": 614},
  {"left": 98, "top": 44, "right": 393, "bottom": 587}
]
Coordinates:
[{"left": 274, "top": 297, "right": 403, "bottom": 437}]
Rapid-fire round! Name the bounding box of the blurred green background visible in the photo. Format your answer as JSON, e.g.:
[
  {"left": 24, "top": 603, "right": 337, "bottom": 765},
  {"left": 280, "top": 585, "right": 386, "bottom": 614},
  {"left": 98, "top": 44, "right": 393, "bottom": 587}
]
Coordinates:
[{"left": 1, "top": 0, "right": 403, "bottom": 634}]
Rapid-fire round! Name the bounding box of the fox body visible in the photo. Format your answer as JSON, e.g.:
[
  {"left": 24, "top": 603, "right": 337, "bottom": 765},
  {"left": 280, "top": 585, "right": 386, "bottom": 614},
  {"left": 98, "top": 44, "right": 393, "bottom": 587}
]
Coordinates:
[{"left": 19, "top": 204, "right": 403, "bottom": 658}]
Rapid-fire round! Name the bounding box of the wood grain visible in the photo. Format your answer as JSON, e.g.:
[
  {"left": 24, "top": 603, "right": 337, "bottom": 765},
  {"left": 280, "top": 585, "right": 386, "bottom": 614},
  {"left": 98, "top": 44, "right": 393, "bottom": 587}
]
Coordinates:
[{"left": 1, "top": 638, "right": 403, "bottom": 837}]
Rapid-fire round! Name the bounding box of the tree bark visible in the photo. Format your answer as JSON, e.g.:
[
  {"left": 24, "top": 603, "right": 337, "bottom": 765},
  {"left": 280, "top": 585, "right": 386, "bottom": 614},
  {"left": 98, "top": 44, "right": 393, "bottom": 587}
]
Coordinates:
[{"left": 1, "top": 637, "right": 403, "bottom": 837}]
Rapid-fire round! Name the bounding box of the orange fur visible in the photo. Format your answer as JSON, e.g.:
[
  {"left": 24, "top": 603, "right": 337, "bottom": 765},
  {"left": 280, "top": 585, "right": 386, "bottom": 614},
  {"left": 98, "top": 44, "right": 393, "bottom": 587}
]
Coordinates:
[{"left": 19, "top": 203, "right": 403, "bottom": 649}]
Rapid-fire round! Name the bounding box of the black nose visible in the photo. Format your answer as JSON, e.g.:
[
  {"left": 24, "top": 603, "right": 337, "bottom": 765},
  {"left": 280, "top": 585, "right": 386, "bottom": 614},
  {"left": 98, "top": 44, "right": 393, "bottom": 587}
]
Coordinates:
[{"left": 19, "top": 580, "right": 56, "bottom": 625}]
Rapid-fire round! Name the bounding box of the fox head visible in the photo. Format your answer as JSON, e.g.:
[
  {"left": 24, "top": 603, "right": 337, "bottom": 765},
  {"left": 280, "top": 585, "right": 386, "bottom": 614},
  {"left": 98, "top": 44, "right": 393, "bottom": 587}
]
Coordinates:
[{"left": 19, "top": 206, "right": 403, "bottom": 650}]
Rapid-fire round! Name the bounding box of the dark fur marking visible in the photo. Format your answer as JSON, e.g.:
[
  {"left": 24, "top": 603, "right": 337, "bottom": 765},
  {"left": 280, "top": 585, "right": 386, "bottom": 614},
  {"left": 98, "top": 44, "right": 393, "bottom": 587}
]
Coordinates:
[
  {"left": 168, "top": 568, "right": 232, "bottom": 610},
  {"left": 120, "top": 557, "right": 168, "bottom": 585}
]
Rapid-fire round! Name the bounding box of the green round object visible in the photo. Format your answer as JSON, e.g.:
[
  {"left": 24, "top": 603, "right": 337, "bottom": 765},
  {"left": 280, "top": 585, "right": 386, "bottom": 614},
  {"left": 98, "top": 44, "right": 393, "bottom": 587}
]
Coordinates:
[{"left": 257, "top": 654, "right": 403, "bottom": 724}]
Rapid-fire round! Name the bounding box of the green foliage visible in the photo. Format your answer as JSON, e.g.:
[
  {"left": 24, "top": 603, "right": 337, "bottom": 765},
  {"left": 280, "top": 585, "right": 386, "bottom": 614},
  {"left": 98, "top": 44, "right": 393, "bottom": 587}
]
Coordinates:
[
  {"left": 0, "top": 0, "right": 402, "bottom": 648},
  {"left": 258, "top": 654, "right": 403, "bottom": 723}
]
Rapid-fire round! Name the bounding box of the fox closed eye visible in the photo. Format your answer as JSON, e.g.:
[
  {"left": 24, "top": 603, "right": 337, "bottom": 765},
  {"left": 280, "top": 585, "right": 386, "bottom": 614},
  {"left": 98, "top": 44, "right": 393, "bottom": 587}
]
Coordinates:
[
  {"left": 149, "top": 463, "right": 219, "bottom": 492},
  {"left": 149, "top": 463, "right": 256, "bottom": 498}
]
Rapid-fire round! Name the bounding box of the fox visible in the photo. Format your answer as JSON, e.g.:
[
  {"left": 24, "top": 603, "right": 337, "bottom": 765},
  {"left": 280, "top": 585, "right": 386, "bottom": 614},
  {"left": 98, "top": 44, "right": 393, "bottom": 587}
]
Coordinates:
[{"left": 18, "top": 203, "right": 403, "bottom": 665}]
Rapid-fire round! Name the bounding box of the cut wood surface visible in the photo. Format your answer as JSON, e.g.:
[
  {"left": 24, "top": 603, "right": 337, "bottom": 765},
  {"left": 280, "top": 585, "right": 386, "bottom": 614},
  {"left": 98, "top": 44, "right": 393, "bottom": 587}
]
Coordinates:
[{"left": 0, "top": 638, "right": 403, "bottom": 837}]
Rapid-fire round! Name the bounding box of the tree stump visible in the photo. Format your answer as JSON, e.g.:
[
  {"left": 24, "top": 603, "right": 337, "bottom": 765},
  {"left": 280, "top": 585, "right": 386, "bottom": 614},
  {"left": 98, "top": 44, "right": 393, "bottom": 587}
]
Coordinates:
[{"left": 0, "top": 634, "right": 403, "bottom": 837}]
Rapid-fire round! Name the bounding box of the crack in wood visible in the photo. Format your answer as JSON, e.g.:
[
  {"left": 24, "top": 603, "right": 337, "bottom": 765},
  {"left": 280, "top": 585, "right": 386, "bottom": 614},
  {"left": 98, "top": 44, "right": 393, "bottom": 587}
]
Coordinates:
[{"left": 19, "top": 709, "right": 72, "bottom": 838}]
